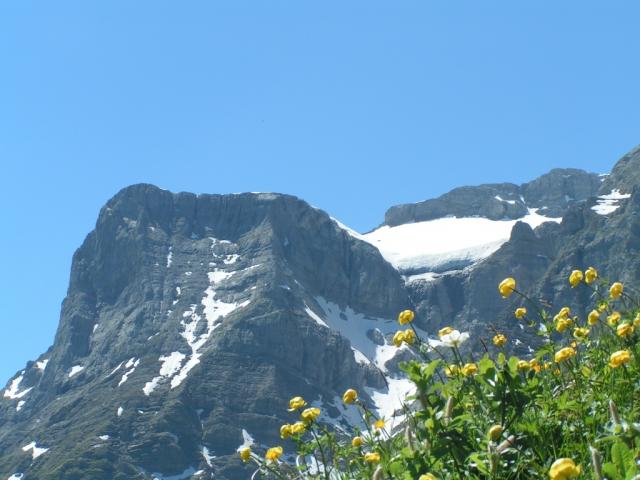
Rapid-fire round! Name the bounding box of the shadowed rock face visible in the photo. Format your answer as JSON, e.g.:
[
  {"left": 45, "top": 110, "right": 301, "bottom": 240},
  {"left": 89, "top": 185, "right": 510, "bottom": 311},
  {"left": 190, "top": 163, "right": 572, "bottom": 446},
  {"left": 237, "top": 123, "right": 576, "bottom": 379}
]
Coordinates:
[{"left": 1, "top": 145, "right": 639, "bottom": 479}]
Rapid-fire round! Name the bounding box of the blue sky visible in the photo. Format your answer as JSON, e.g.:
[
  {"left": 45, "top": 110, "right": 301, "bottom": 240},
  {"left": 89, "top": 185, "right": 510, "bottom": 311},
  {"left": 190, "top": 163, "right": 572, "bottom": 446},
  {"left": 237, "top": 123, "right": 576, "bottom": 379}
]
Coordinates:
[{"left": 1, "top": 1, "right": 639, "bottom": 383}]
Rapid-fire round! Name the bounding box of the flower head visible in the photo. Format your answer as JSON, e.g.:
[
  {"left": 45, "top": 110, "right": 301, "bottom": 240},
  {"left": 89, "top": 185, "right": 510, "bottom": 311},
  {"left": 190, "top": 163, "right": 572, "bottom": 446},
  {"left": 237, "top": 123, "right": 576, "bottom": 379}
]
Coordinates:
[
  {"left": 402, "top": 328, "right": 416, "bottom": 345},
  {"left": 610, "top": 282, "right": 624, "bottom": 300},
  {"left": 498, "top": 277, "right": 516, "bottom": 298},
  {"left": 607, "top": 311, "right": 621, "bottom": 327},
  {"left": 440, "top": 330, "right": 469, "bottom": 348},
  {"left": 364, "top": 452, "right": 380, "bottom": 463},
  {"left": 280, "top": 424, "right": 292, "bottom": 439},
  {"left": 488, "top": 424, "right": 503, "bottom": 441},
  {"left": 588, "top": 309, "right": 600, "bottom": 325},
  {"left": 351, "top": 436, "right": 363, "bottom": 448},
  {"left": 398, "top": 309, "right": 415, "bottom": 325},
  {"left": 572, "top": 327, "right": 590, "bottom": 340},
  {"left": 616, "top": 323, "right": 634, "bottom": 337},
  {"left": 514, "top": 307, "right": 527, "bottom": 319},
  {"left": 265, "top": 446, "right": 283, "bottom": 462},
  {"left": 444, "top": 364, "right": 459, "bottom": 377},
  {"left": 461, "top": 363, "right": 478, "bottom": 376},
  {"left": 301, "top": 407, "right": 321, "bottom": 424},
  {"left": 517, "top": 360, "right": 531, "bottom": 372},
  {"left": 569, "top": 270, "right": 583, "bottom": 287},
  {"left": 492, "top": 334, "right": 507, "bottom": 347},
  {"left": 239, "top": 447, "right": 251, "bottom": 462},
  {"left": 555, "top": 317, "right": 573, "bottom": 333},
  {"left": 438, "top": 326, "right": 454, "bottom": 338},
  {"left": 392, "top": 330, "right": 405, "bottom": 347},
  {"left": 585, "top": 267, "right": 598, "bottom": 284},
  {"left": 291, "top": 421, "right": 306, "bottom": 434},
  {"left": 374, "top": 418, "right": 385, "bottom": 430},
  {"left": 549, "top": 458, "right": 581, "bottom": 480},
  {"left": 609, "top": 350, "right": 631, "bottom": 368},
  {"left": 554, "top": 347, "right": 576, "bottom": 363},
  {"left": 288, "top": 396, "right": 307, "bottom": 412},
  {"left": 342, "top": 389, "right": 358, "bottom": 404}
]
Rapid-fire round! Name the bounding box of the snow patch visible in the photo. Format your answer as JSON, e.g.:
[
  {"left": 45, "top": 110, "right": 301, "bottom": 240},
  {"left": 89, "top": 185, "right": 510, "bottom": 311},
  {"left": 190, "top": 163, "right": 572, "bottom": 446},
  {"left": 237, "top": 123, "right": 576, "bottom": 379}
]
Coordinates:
[
  {"left": 117, "top": 406, "right": 124, "bottom": 417},
  {"left": 592, "top": 189, "right": 631, "bottom": 215},
  {"left": 151, "top": 467, "right": 197, "bottom": 480},
  {"left": 237, "top": 429, "right": 255, "bottom": 451},
  {"left": 35, "top": 359, "right": 49, "bottom": 371},
  {"left": 16, "top": 400, "right": 26, "bottom": 412},
  {"left": 22, "top": 441, "right": 49, "bottom": 459},
  {"left": 202, "top": 446, "right": 215, "bottom": 467},
  {"left": 3, "top": 374, "right": 32, "bottom": 400},
  {"left": 7, "top": 474, "right": 24, "bottom": 480},
  {"left": 494, "top": 195, "right": 516, "bottom": 205},
  {"left": 143, "top": 352, "right": 186, "bottom": 396},
  {"left": 118, "top": 358, "right": 140, "bottom": 386},
  {"left": 68, "top": 365, "right": 84, "bottom": 378}
]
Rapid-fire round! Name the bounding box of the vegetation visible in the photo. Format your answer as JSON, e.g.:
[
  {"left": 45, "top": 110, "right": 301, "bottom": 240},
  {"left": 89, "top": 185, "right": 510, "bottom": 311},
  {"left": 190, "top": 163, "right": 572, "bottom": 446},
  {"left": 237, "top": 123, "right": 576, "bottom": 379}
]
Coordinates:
[{"left": 240, "top": 267, "right": 640, "bottom": 479}]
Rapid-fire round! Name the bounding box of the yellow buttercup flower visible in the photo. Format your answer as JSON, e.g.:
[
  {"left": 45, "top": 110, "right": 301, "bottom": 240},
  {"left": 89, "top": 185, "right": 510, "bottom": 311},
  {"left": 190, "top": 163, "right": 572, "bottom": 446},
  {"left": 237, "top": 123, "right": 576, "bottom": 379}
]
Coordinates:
[
  {"left": 517, "top": 360, "right": 530, "bottom": 372},
  {"left": 610, "top": 282, "right": 624, "bottom": 300},
  {"left": 588, "top": 309, "right": 600, "bottom": 325},
  {"left": 585, "top": 266, "right": 598, "bottom": 284},
  {"left": 374, "top": 419, "right": 385, "bottom": 430},
  {"left": 239, "top": 447, "right": 251, "bottom": 462},
  {"left": 558, "top": 307, "right": 571, "bottom": 319},
  {"left": 554, "top": 347, "right": 576, "bottom": 363},
  {"left": 598, "top": 302, "right": 608, "bottom": 313},
  {"left": 265, "top": 446, "right": 283, "bottom": 462},
  {"left": 280, "top": 424, "right": 292, "bottom": 439},
  {"left": 492, "top": 334, "right": 507, "bottom": 347},
  {"left": 392, "top": 330, "right": 405, "bottom": 347},
  {"left": 403, "top": 328, "right": 416, "bottom": 345},
  {"left": 514, "top": 307, "right": 527, "bottom": 319},
  {"left": 288, "top": 396, "right": 307, "bottom": 412},
  {"left": 609, "top": 350, "right": 631, "bottom": 368},
  {"left": 572, "top": 327, "right": 589, "bottom": 340},
  {"left": 364, "top": 452, "right": 380, "bottom": 463},
  {"left": 291, "top": 421, "right": 306, "bottom": 434},
  {"left": 498, "top": 277, "right": 516, "bottom": 298},
  {"left": 488, "top": 424, "right": 503, "bottom": 441},
  {"left": 529, "top": 358, "right": 541, "bottom": 373},
  {"left": 419, "top": 475, "right": 438, "bottom": 480},
  {"left": 342, "top": 389, "right": 358, "bottom": 404},
  {"left": 444, "top": 364, "right": 459, "bottom": 377},
  {"left": 301, "top": 407, "right": 321, "bottom": 423},
  {"left": 438, "top": 326, "right": 454, "bottom": 338},
  {"left": 555, "top": 317, "right": 573, "bottom": 333},
  {"left": 569, "top": 269, "right": 583, "bottom": 287},
  {"left": 461, "top": 363, "right": 478, "bottom": 376},
  {"left": 616, "top": 323, "right": 634, "bottom": 337},
  {"left": 549, "top": 458, "right": 581, "bottom": 480},
  {"left": 351, "top": 436, "right": 363, "bottom": 448},
  {"left": 607, "top": 311, "right": 621, "bottom": 327},
  {"left": 398, "top": 309, "right": 415, "bottom": 325}
]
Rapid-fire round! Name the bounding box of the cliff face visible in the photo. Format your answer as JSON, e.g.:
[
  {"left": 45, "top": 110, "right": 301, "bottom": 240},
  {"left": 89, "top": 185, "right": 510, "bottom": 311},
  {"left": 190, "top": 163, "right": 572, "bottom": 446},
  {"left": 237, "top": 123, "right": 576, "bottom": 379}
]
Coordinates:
[{"left": 1, "top": 146, "right": 638, "bottom": 480}]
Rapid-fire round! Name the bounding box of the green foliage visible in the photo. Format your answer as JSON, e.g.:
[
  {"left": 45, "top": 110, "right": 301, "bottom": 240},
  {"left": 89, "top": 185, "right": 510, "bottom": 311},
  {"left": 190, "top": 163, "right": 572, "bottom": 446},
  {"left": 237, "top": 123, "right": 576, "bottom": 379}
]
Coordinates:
[{"left": 245, "top": 270, "right": 640, "bottom": 479}]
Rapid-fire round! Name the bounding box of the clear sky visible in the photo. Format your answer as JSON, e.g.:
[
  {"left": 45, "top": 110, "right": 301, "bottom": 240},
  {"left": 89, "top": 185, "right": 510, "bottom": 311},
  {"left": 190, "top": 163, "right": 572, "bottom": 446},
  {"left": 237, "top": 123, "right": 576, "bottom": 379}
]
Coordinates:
[{"left": 2, "top": 1, "right": 640, "bottom": 383}]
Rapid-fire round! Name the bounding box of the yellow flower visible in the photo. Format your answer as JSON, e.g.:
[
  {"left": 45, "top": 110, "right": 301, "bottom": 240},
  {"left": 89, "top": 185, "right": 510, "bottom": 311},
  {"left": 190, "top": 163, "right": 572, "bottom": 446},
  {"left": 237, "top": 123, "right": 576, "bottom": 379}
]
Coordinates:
[
  {"left": 588, "top": 309, "right": 600, "bottom": 325},
  {"left": 517, "top": 360, "right": 531, "bottom": 372},
  {"left": 364, "top": 452, "right": 380, "bottom": 463},
  {"left": 392, "top": 330, "right": 405, "bottom": 347},
  {"left": 598, "top": 302, "right": 608, "bottom": 313},
  {"left": 374, "top": 419, "right": 385, "bottom": 430},
  {"left": 265, "top": 446, "right": 283, "bottom": 462},
  {"left": 342, "top": 389, "right": 358, "bottom": 404},
  {"left": 301, "top": 407, "right": 321, "bottom": 423},
  {"left": 403, "top": 328, "right": 416, "bottom": 345},
  {"left": 398, "top": 309, "right": 415, "bottom": 325},
  {"left": 607, "top": 311, "right": 621, "bottom": 327},
  {"left": 288, "top": 396, "right": 307, "bottom": 412},
  {"left": 585, "top": 266, "right": 598, "bottom": 284},
  {"left": 569, "top": 270, "right": 583, "bottom": 287},
  {"left": 419, "top": 474, "right": 438, "bottom": 480},
  {"left": 572, "top": 327, "right": 589, "bottom": 340},
  {"left": 239, "top": 447, "right": 251, "bottom": 462},
  {"left": 555, "top": 317, "right": 573, "bottom": 333},
  {"left": 616, "top": 323, "right": 634, "bottom": 337},
  {"left": 554, "top": 347, "right": 576, "bottom": 363},
  {"left": 498, "top": 277, "right": 516, "bottom": 298},
  {"left": 438, "top": 326, "right": 454, "bottom": 338},
  {"left": 558, "top": 307, "right": 571, "bottom": 318},
  {"left": 444, "top": 364, "right": 459, "bottom": 377},
  {"left": 634, "top": 313, "right": 640, "bottom": 327},
  {"left": 488, "top": 424, "right": 503, "bottom": 441},
  {"left": 549, "top": 458, "right": 581, "bottom": 480},
  {"left": 351, "top": 436, "right": 363, "bottom": 448},
  {"left": 514, "top": 307, "right": 527, "bottom": 319},
  {"left": 610, "top": 282, "right": 624, "bottom": 300},
  {"left": 609, "top": 350, "right": 631, "bottom": 368},
  {"left": 279, "top": 424, "right": 292, "bottom": 439},
  {"left": 529, "top": 358, "right": 541, "bottom": 373},
  {"left": 291, "top": 421, "right": 306, "bottom": 434},
  {"left": 461, "top": 363, "right": 478, "bottom": 376},
  {"left": 492, "top": 334, "right": 507, "bottom": 347}
]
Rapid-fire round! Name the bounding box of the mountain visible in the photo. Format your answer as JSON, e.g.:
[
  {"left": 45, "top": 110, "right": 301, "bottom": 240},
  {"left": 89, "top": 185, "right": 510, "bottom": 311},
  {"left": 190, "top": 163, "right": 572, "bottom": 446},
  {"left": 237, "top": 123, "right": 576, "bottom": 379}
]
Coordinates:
[{"left": 1, "top": 145, "right": 638, "bottom": 479}]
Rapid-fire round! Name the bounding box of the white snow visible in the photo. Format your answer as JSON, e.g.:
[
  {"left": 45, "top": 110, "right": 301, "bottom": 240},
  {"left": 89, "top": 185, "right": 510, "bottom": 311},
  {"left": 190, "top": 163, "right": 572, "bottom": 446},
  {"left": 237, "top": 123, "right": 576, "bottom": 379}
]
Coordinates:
[
  {"left": 494, "top": 195, "right": 516, "bottom": 205},
  {"left": 107, "top": 361, "right": 124, "bottom": 378},
  {"left": 151, "top": 467, "right": 197, "bottom": 480},
  {"left": 202, "top": 446, "right": 215, "bottom": 467},
  {"left": 22, "top": 441, "right": 49, "bottom": 459},
  {"left": 118, "top": 358, "right": 140, "bottom": 386},
  {"left": 237, "top": 429, "right": 255, "bottom": 451},
  {"left": 352, "top": 348, "right": 370, "bottom": 365},
  {"left": 166, "top": 247, "right": 173, "bottom": 268},
  {"left": 92, "top": 323, "right": 99, "bottom": 333},
  {"left": 117, "top": 406, "right": 124, "bottom": 417},
  {"left": 7, "top": 474, "right": 24, "bottom": 480},
  {"left": 68, "top": 365, "right": 84, "bottom": 378},
  {"left": 143, "top": 352, "right": 186, "bottom": 396},
  {"left": 362, "top": 208, "right": 560, "bottom": 274},
  {"left": 98, "top": 435, "right": 110, "bottom": 441},
  {"left": 591, "top": 189, "right": 631, "bottom": 215},
  {"left": 330, "top": 217, "right": 365, "bottom": 240},
  {"left": 365, "top": 376, "right": 415, "bottom": 422},
  {"left": 35, "top": 359, "right": 49, "bottom": 371},
  {"left": 16, "top": 400, "right": 25, "bottom": 412},
  {"left": 3, "top": 374, "right": 32, "bottom": 400}
]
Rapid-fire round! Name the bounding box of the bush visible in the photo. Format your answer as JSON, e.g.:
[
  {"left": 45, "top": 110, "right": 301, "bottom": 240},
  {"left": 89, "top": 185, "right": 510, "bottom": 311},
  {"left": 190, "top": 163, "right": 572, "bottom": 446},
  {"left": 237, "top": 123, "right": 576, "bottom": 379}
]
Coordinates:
[{"left": 240, "top": 268, "right": 640, "bottom": 479}]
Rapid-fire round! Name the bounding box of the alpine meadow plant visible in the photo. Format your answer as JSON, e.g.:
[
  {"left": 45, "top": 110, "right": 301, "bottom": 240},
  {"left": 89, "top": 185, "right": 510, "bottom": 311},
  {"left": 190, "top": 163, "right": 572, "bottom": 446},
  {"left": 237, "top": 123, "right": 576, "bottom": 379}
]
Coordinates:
[{"left": 241, "top": 267, "right": 640, "bottom": 479}]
